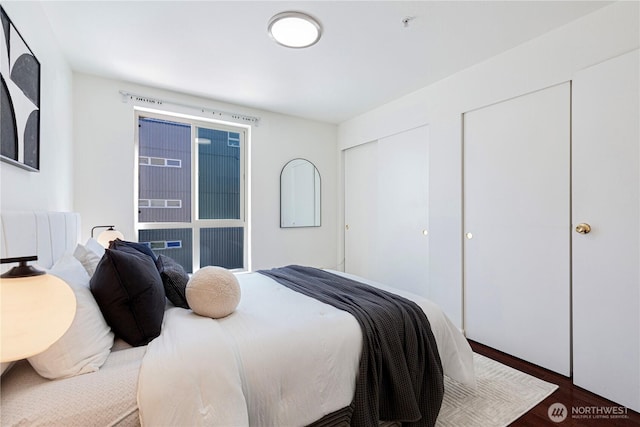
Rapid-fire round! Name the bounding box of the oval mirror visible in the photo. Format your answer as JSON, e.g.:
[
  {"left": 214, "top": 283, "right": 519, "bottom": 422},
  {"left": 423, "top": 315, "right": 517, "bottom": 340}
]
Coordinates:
[{"left": 280, "top": 158, "right": 321, "bottom": 227}]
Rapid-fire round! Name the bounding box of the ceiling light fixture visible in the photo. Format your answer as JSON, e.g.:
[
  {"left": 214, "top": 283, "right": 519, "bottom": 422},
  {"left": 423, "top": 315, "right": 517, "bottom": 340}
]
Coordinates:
[{"left": 268, "top": 11, "right": 322, "bottom": 49}]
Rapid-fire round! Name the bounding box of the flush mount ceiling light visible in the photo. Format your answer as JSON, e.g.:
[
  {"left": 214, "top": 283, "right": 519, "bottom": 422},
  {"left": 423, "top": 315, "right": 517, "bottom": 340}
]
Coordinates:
[{"left": 268, "top": 11, "right": 322, "bottom": 48}]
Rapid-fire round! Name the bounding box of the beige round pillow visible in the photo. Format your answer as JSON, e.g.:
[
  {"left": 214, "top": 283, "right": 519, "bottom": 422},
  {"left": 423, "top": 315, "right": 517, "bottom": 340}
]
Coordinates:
[{"left": 186, "top": 266, "right": 241, "bottom": 318}]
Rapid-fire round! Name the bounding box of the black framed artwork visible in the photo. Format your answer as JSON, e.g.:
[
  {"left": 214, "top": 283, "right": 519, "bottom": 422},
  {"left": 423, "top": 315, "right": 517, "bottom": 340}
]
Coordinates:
[{"left": 0, "top": 5, "right": 40, "bottom": 172}]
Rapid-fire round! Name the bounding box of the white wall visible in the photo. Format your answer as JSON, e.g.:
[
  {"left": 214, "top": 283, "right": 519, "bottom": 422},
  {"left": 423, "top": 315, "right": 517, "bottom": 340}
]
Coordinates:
[
  {"left": 0, "top": 1, "right": 73, "bottom": 212},
  {"left": 337, "top": 1, "right": 640, "bottom": 328},
  {"left": 73, "top": 73, "right": 338, "bottom": 271}
]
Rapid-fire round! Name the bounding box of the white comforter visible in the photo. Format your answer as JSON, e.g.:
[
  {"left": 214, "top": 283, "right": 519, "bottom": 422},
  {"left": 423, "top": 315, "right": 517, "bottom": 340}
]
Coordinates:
[{"left": 137, "top": 271, "right": 475, "bottom": 426}]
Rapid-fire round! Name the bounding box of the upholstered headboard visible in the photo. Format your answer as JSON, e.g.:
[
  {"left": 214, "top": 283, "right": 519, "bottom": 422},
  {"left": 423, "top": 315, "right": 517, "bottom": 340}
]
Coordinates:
[{"left": 0, "top": 211, "right": 81, "bottom": 272}]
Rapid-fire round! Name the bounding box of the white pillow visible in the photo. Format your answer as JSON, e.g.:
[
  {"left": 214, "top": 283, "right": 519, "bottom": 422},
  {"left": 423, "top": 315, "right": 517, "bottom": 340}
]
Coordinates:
[
  {"left": 73, "top": 238, "right": 104, "bottom": 277},
  {"left": 27, "top": 254, "right": 114, "bottom": 380},
  {"left": 85, "top": 237, "right": 106, "bottom": 257}
]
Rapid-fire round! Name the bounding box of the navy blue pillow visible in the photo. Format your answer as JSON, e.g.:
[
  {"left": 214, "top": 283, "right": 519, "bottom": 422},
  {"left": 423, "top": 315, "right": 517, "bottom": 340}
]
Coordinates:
[
  {"left": 109, "top": 238, "right": 157, "bottom": 261},
  {"left": 90, "top": 248, "right": 165, "bottom": 346},
  {"left": 156, "top": 254, "right": 190, "bottom": 309}
]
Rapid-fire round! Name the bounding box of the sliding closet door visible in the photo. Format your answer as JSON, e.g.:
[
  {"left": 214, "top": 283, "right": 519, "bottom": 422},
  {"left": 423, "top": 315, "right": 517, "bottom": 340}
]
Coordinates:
[
  {"left": 344, "top": 126, "right": 430, "bottom": 295},
  {"left": 572, "top": 50, "right": 639, "bottom": 412},
  {"left": 464, "top": 83, "right": 571, "bottom": 375},
  {"left": 376, "top": 127, "right": 430, "bottom": 294},
  {"left": 344, "top": 141, "right": 379, "bottom": 278}
]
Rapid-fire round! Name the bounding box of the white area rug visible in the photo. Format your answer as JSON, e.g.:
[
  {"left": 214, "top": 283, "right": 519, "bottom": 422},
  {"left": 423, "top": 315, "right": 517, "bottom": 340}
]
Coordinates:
[{"left": 436, "top": 353, "right": 558, "bottom": 426}]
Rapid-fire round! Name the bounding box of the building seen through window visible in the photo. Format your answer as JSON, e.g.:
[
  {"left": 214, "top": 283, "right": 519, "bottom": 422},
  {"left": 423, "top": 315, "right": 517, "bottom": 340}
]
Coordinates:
[{"left": 136, "top": 114, "right": 246, "bottom": 272}]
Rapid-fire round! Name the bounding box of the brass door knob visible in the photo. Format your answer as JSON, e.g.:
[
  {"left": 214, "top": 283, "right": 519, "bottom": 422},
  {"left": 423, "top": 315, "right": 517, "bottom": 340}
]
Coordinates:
[{"left": 575, "top": 223, "right": 592, "bottom": 234}]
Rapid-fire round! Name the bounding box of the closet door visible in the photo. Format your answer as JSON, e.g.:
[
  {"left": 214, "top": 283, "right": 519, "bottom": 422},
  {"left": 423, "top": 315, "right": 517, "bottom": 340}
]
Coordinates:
[
  {"left": 464, "top": 83, "right": 571, "bottom": 375},
  {"left": 344, "top": 126, "right": 430, "bottom": 295},
  {"left": 572, "top": 50, "right": 639, "bottom": 412},
  {"left": 376, "top": 127, "right": 430, "bottom": 294},
  {"left": 344, "top": 141, "right": 379, "bottom": 278}
]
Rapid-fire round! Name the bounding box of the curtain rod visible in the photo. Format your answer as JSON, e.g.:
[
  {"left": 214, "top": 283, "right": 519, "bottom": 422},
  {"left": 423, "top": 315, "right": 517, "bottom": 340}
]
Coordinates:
[{"left": 119, "top": 90, "right": 260, "bottom": 126}]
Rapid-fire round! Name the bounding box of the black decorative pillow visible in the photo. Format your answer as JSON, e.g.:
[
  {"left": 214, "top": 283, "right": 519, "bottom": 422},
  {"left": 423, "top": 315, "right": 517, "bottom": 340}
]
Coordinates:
[
  {"left": 90, "top": 249, "right": 165, "bottom": 346},
  {"left": 109, "top": 238, "right": 157, "bottom": 261},
  {"left": 156, "top": 254, "right": 190, "bottom": 309}
]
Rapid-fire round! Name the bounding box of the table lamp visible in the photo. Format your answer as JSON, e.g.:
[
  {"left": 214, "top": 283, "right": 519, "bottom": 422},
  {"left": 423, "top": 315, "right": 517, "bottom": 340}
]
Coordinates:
[
  {"left": 91, "top": 225, "right": 124, "bottom": 248},
  {"left": 0, "top": 256, "right": 76, "bottom": 362}
]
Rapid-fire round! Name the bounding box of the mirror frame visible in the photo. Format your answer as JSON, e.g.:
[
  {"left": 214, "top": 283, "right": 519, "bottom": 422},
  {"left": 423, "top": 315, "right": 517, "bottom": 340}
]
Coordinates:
[{"left": 280, "top": 158, "right": 321, "bottom": 228}]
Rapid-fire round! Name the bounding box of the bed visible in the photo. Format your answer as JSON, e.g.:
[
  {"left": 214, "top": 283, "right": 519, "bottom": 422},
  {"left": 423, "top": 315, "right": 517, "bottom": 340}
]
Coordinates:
[{"left": 0, "top": 211, "right": 475, "bottom": 426}]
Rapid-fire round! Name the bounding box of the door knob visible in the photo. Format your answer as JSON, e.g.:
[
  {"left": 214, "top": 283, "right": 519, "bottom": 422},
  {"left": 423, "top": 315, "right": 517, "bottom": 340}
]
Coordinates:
[{"left": 575, "top": 223, "right": 591, "bottom": 234}]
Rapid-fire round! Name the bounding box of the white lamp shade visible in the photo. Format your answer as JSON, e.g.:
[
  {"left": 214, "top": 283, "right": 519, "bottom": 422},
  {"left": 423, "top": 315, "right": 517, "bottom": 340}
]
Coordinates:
[
  {"left": 1, "top": 274, "right": 76, "bottom": 362},
  {"left": 97, "top": 229, "right": 125, "bottom": 248}
]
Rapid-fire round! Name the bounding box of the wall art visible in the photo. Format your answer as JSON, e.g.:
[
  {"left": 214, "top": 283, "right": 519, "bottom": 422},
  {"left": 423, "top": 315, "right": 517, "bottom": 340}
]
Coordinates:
[{"left": 1, "top": 5, "right": 40, "bottom": 172}]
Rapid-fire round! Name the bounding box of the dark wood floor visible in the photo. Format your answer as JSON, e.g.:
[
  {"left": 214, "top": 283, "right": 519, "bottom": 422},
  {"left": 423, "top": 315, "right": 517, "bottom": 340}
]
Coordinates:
[{"left": 469, "top": 340, "right": 640, "bottom": 426}]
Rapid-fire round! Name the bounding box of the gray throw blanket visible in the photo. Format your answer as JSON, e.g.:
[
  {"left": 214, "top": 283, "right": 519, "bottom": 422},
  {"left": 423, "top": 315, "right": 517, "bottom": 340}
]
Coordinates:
[{"left": 258, "top": 265, "right": 444, "bottom": 427}]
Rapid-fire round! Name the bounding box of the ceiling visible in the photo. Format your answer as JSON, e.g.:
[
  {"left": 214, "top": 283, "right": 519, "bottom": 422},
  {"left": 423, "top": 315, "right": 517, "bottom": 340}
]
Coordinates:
[{"left": 40, "top": 1, "right": 611, "bottom": 124}]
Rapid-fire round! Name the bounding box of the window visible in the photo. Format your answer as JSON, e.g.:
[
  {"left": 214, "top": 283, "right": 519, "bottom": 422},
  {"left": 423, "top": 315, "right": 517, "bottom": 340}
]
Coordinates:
[{"left": 135, "top": 112, "right": 247, "bottom": 273}]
